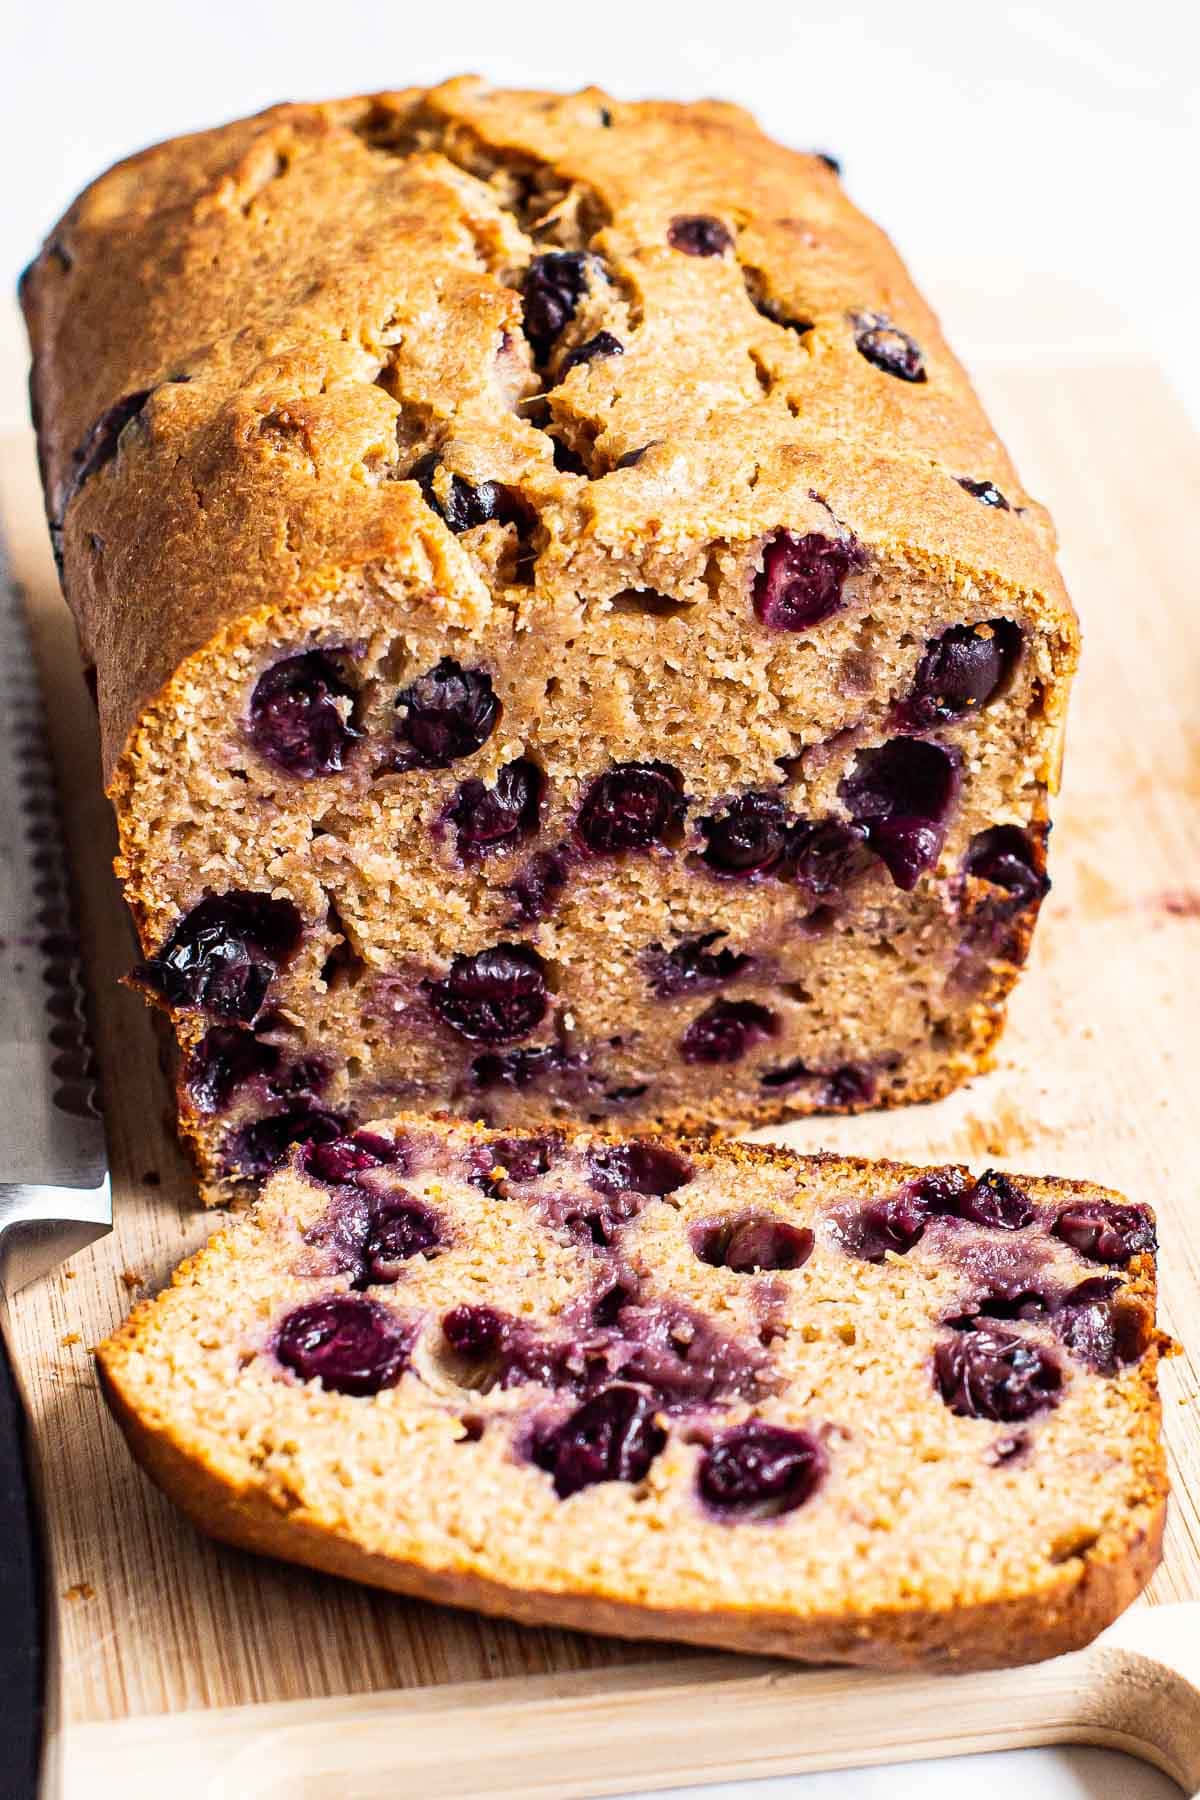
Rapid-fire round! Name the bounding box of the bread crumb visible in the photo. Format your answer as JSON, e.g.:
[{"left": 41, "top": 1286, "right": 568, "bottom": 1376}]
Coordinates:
[
  {"left": 62, "top": 1582, "right": 95, "bottom": 1602},
  {"left": 60, "top": 1333, "right": 81, "bottom": 1348},
  {"left": 121, "top": 1270, "right": 143, "bottom": 1291}
]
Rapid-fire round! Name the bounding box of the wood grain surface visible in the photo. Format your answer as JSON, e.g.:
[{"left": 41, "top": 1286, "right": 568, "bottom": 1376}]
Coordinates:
[{"left": 1, "top": 339, "right": 1198, "bottom": 1790}]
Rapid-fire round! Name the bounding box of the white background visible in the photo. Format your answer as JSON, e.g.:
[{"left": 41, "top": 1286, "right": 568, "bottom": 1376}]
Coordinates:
[{"left": 1, "top": 3, "right": 1196, "bottom": 1795}]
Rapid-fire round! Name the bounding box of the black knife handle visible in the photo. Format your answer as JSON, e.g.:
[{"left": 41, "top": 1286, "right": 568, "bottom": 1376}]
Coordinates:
[{"left": 0, "top": 1316, "right": 44, "bottom": 1799}]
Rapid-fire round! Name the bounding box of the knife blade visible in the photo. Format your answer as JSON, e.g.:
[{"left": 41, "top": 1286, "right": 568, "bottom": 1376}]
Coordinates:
[{"left": 0, "top": 526, "right": 111, "bottom": 1799}]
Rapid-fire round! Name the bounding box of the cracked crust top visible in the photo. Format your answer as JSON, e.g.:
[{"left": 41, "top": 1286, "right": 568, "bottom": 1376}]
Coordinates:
[{"left": 20, "top": 77, "right": 1074, "bottom": 789}]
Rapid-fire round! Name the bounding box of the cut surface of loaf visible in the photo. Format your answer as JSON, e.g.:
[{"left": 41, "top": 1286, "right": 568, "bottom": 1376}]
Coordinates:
[
  {"left": 22, "top": 80, "right": 1079, "bottom": 1200},
  {"left": 97, "top": 1119, "right": 1166, "bottom": 1671}
]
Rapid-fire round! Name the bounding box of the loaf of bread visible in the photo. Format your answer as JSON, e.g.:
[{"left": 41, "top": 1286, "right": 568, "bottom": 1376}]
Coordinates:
[
  {"left": 21, "top": 80, "right": 1079, "bottom": 1202},
  {"left": 97, "top": 1117, "right": 1165, "bottom": 1670}
]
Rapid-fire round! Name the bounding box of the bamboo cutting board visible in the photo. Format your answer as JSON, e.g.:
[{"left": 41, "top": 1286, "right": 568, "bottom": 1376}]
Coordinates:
[{"left": 2, "top": 323, "right": 1200, "bottom": 1797}]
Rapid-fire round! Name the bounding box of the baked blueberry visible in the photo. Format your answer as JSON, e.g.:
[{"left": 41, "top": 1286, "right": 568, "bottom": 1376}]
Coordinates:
[
  {"left": 896, "top": 621, "right": 1021, "bottom": 731},
  {"left": 248, "top": 651, "right": 360, "bottom": 776},
  {"left": 698, "top": 792, "right": 789, "bottom": 878},
  {"left": 135, "top": 892, "right": 302, "bottom": 1021},
  {"left": 1053, "top": 1201, "right": 1157, "bottom": 1267},
  {"left": 694, "top": 1214, "right": 814, "bottom": 1273},
  {"left": 576, "top": 762, "right": 685, "bottom": 853},
  {"left": 449, "top": 759, "right": 543, "bottom": 860},
  {"left": 303, "top": 1131, "right": 405, "bottom": 1185},
  {"left": 840, "top": 739, "right": 958, "bottom": 890},
  {"left": 521, "top": 252, "right": 591, "bottom": 359},
  {"left": 559, "top": 331, "right": 623, "bottom": 376},
  {"left": 668, "top": 215, "right": 733, "bottom": 256},
  {"left": 698, "top": 1421, "right": 825, "bottom": 1516},
  {"left": 186, "top": 1028, "right": 280, "bottom": 1113},
  {"left": 934, "top": 1325, "right": 1062, "bottom": 1421},
  {"left": 680, "top": 999, "right": 778, "bottom": 1064},
  {"left": 644, "top": 931, "right": 755, "bottom": 997},
  {"left": 753, "top": 531, "right": 866, "bottom": 631},
  {"left": 852, "top": 313, "right": 927, "bottom": 382},
  {"left": 533, "top": 1385, "right": 666, "bottom": 1498},
  {"left": 957, "top": 477, "right": 1010, "bottom": 510},
  {"left": 393, "top": 659, "right": 499, "bottom": 769},
  {"left": 224, "top": 1106, "right": 347, "bottom": 1178},
  {"left": 275, "top": 1295, "right": 410, "bottom": 1395},
  {"left": 428, "top": 944, "right": 549, "bottom": 1044},
  {"left": 587, "top": 1142, "right": 692, "bottom": 1196}
]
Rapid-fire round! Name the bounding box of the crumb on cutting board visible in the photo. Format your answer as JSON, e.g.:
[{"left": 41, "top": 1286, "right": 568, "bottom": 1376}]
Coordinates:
[{"left": 62, "top": 1582, "right": 95, "bottom": 1602}]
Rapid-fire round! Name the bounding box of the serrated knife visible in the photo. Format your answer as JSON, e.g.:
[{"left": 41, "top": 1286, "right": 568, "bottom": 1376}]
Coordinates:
[{"left": 0, "top": 532, "right": 110, "bottom": 1799}]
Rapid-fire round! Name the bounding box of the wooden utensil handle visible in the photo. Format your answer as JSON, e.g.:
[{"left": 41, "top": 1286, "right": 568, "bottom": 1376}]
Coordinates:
[{"left": 51, "top": 1603, "right": 1200, "bottom": 1799}]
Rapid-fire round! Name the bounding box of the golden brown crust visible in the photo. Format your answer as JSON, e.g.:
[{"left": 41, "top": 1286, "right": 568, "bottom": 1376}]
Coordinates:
[
  {"left": 21, "top": 79, "right": 1075, "bottom": 786},
  {"left": 97, "top": 1122, "right": 1166, "bottom": 1672}
]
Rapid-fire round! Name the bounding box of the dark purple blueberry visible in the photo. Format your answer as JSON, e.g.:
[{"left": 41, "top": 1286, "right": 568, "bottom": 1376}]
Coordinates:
[
  {"left": 559, "top": 331, "right": 624, "bottom": 377},
  {"left": 852, "top": 313, "right": 927, "bottom": 382},
  {"left": 963, "top": 826, "right": 1048, "bottom": 914},
  {"left": 680, "top": 999, "right": 778, "bottom": 1065},
  {"left": 958, "top": 1169, "right": 1037, "bottom": 1231},
  {"left": 134, "top": 892, "right": 302, "bottom": 1020},
  {"left": 840, "top": 739, "right": 958, "bottom": 890},
  {"left": 247, "top": 651, "right": 360, "bottom": 777},
  {"left": 521, "top": 252, "right": 591, "bottom": 359},
  {"left": 1053, "top": 1201, "right": 1157, "bottom": 1267},
  {"left": 934, "top": 1325, "right": 1062, "bottom": 1421},
  {"left": 698, "top": 1422, "right": 825, "bottom": 1516},
  {"left": 822, "top": 1063, "right": 877, "bottom": 1107},
  {"left": 609, "top": 1300, "right": 773, "bottom": 1406},
  {"left": 303, "top": 1131, "right": 404, "bottom": 1185},
  {"left": 409, "top": 453, "right": 509, "bottom": 534},
  {"left": 694, "top": 1214, "right": 814, "bottom": 1273},
  {"left": 56, "top": 388, "right": 154, "bottom": 519},
  {"left": 587, "top": 1142, "right": 693, "bottom": 1196},
  {"left": 503, "top": 849, "right": 569, "bottom": 924},
  {"left": 644, "top": 931, "right": 755, "bottom": 997},
  {"left": 957, "top": 477, "right": 1010, "bottom": 510},
  {"left": 576, "top": 761, "right": 685, "bottom": 854},
  {"left": 360, "top": 1201, "right": 442, "bottom": 1280},
  {"left": 441, "top": 1306, "right": 568, "bottom": 1392},
  {"left": 448, "top": 759, "right": 543, "bottom": 859},
  {"left": 843, "top": 1187, "right": 934, "bottom": 1261},
  {"left": 532, "top": 1386, "right": 666, "bottom": 1498},
  {"left": 275, "top": 1295, "right": 410, "bottom": 1395},
  {"left": 698, "top": 792, "right": 789, "bottom": 878},
  {"left": 896, "top": 620, "right": 1021, "bottom": 731},
  {"left": 428, "top": 943, "right": 548, "bottom": 1044},
  {"left": 224, "top": 1106, "right": 346, "bottom": 1178},
  {"left": 545, "top": 1188, "right": 645, "bottom": 1249},
  {"left": 550, "top": 437, "right": 589, "bottom": 475},
  {"left": 186, "top": 1028, "right": 279, "bottom": 1113},
  {"left": 1053, "top": 1277, "right": 1149, "bottom": 1374},
  {"left": 667, "top": 214, "right": 733, "bottom": 256},
  {"left": 393, "top": 658, "right": 499, "bottom": 769},
  {"left": 470, "top": 1044, "right": 564, "bottom": 1090},
  {"left": 785, "top": 819, "right": 873, "bottom": 897},
  {"left": 442, "top": 1303, "right": 504, "bottom": 1359},
  {"left": 752, "top": 530, "right": 866, "bottom": 632},
  {"left": 591, "top": 1273, "right": 639, "bottom": 1326},
  {"left": 483, "top": 1134, "right": 559, "bottom": 1184},
  {"left": 838, "top": 1167, "right": 972, "bottom": 1260}
]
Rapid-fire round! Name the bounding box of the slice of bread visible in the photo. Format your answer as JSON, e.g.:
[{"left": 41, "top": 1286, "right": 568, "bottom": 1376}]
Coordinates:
[{"left": 97, "top": 1117, "right": 1165, "bottom": 1671}]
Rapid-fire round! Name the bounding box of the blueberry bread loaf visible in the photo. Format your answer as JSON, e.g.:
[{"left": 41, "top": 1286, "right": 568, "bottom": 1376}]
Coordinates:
[
  {"left": 21, "top": 80, "right": 1079, "bottom": 1202},
  {"left": 97, "top": 1118, "right": 1165, "bottom": 1670}
]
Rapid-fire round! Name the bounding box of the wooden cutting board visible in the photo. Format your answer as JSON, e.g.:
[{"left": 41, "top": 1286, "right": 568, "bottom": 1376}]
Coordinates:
[{"left": 2, "top": 329, "right": 1200, "bottom": 1798}]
